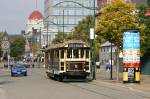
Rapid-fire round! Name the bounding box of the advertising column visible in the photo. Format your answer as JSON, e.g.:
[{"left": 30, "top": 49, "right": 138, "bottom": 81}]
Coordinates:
[{"left": 123, "top": 30, "right": 140, "bottom": 83}]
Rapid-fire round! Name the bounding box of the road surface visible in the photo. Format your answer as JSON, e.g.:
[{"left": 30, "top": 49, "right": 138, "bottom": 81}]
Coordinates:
[{"left": 0, "top": 68, "right": 149, "bottom": 99}]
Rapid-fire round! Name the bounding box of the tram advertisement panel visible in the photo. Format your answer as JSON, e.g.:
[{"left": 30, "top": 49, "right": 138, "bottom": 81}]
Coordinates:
[{"left": 123, "top": 30, "right": 140, "bottom": 83}]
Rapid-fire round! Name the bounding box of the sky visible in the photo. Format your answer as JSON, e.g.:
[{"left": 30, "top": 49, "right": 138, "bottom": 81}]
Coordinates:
[{"left": 0, "top": 0, "right": 44, "bottom": 35}]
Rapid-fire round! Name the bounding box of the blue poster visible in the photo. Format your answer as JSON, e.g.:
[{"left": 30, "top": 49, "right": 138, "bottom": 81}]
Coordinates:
[{"left": 123, "top": 31, "right": 140, "bottom": 49}]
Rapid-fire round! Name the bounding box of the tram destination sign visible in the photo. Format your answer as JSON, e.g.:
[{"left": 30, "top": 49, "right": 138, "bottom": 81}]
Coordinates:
[{"left": 68, "top": 43, "right": 83, "bottom": 48}]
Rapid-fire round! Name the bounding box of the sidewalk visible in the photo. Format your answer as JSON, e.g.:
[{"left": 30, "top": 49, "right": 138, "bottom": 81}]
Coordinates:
[
  {"left": 96, "top": 66, "right": 150, "bottom": 93},
  {"left": 0, "top": 85, "right": 5, "bottom": 99}
]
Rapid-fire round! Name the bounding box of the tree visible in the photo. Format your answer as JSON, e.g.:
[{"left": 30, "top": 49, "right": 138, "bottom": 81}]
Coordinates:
[
  {"left": 138, "top": 4, "right": 150, "bottom": 56},
  {"left": 0, "top": 32, "right": 4, "bottom": 57},
  {"left": 96, "top": 0, "right": 145, "bottom": 50},
  {"left": 148, "top": 0, "right": 150, "bottom": 7},
  {"left": 71, "top": 15, "right": 104, "bottom": 61},
  {"left": 52, "top": 31, "right": 68, "bottom": 44},
  {"left": 10, "top": 37, "right": 25, "bottom": 60},
  {"left": 72, "top": 15, "right": 94, "bottom": 43}
]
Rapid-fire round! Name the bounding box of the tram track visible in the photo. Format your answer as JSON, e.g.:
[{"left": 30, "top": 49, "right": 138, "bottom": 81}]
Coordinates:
[
  {"left": 66, "top": 82, "right": 118, "bottom": 99},
  {"left": 32, "top": 68, "right": 150, "bottom": 99},
  {"left": 32, "top": 68, "right": 116, "bottom": 98},
  {"left": 65, "top": 81, "right": 148, "bottom": 99},
  {"left": 88, "top": 81, "right": 150, "bottom": 99}
]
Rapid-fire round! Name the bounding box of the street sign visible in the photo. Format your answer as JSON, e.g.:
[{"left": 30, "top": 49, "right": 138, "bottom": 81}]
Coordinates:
[{"left": 1, "top": 40, "right": 10, "bottom": 50}]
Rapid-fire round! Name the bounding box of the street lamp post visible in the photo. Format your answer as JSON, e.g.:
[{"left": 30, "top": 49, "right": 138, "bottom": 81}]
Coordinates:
[
  {"left": 110, "top": 42, "right": 113, "bottom": 80},
  {"left": 90, "top": 28, "right": 96, "bottom": 80},
  {"left": 93, "top": 0, "right": 96, "bottom": 80}
]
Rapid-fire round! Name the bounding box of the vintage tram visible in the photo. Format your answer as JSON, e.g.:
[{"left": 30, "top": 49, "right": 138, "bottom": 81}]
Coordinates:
[{"left": 43, "top": 40, "right": 91, "bottom": 81}]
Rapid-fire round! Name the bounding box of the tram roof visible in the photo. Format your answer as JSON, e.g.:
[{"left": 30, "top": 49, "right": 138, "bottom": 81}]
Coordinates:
[{"left": 43, "top": 40, "right": 89, "bottom": 51}]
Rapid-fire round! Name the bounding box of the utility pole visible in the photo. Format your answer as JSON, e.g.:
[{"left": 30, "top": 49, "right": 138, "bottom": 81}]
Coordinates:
[
  {"left": 36, "top": 0, "right": 37, "bottom": 9},
  {"left": 47, "top": 23, "right": 48, "bottom": 46},
  {"left": 93, "top": 0, "right": 96, "bottom": 80},
  {"left": 63, "top": 9, "right": 65, "bottom": 41}
]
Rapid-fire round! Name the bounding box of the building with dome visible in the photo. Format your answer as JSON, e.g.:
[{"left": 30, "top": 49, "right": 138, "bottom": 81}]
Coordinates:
[
  {"left": 27, "top": 10, "right": 44, "bottom": 36},
  {"left": 25, "top": 10, "right": 45, "bottom": 56}
]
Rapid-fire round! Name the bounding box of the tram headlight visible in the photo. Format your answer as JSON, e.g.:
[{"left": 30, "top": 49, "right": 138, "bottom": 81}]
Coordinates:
[
  {"left": 85, "top": 66, "right": 89, "bottom": 70},
  {"left": 84, "top": 62, "right": 89, "bottom": 70}
]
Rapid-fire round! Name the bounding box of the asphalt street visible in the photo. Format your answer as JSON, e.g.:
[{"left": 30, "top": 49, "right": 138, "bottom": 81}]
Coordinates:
[{"left": 0, "top": 68, "right": 150, "bottom": 99}]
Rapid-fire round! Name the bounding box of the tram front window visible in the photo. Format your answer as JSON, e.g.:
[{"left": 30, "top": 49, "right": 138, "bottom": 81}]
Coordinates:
[
  {"left": 73, "top": 49, "right": 79, "bottom": 58},
  {"left": 61, "top": 50, "right": 64, "bottom": 59},
  {"left": 81, "top": 49, "right": 84, "bottom": 58},
  {"left": 67, "top": 49, "right": 72, "bottom": 58},
  {"left": 86, "top": 50, "right": 89, "bottom": 58},
  {"left": 67, "top": 49, "right": 80, "bottom": 58}
]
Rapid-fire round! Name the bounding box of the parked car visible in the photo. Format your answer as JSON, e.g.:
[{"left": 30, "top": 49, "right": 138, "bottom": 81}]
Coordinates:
[
  {"left": 11, "top": 64, "right": 27, "bottom": 77},
  {"left": 21, "top": 62, "right": 31, "bottom": 68},
  {"left": 9, "top": 60, "right": 15, "bottom": 67},
  {"left": 17, "top": 61, "right": 31, "bottom": 68}
]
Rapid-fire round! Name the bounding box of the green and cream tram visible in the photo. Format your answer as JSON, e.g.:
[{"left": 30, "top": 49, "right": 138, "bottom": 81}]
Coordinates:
[{"left": 43, "top": 40, "right": 91, "bottom": 81}]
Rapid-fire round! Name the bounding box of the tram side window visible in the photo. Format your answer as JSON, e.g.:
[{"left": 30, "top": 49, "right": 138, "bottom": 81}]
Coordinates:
[
  {"left": 56, "top": 50, "right": 59, "bottom": 58},
  {"left": 86, "top": 50, "right": 89, "bottom": 58},
  {"left": 67, "top": 49, "right": 72, "bottom": 58},
  {"left": 73, "top": 49, "right": 79, "bottom": 58},
  {"left": 50, "top": 51, "right": 54, "bottom": 59},
  {"left": 49, "top": 51, "right": 54, "bottom": 65},
  {"left": 61, "top": 50, "right": 64, "bottom": 59},
  {"left": 81, "top": 49, "right": 84, "bottom": 58},
  {"left": 57, "top": 50, "right": 59, "bottom": 58},
  {"left": 55, "top": 50, "right": 59, "bottom": 58}
]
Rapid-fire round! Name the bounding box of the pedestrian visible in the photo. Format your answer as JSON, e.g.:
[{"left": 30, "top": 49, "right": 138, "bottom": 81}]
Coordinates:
[{"left": 105, "top": 61, "right": 111, "bottom": 72}]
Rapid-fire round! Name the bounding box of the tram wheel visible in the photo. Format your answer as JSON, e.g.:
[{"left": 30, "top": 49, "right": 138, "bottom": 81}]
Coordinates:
[{"left": 54, "top": 74, "right": 58, "bottom": 80}]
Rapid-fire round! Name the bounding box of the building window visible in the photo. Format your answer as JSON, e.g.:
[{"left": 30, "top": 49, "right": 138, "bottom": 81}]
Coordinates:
[
  {"left": 107, "top": 47, "right": 109, "bottom": 52},
  {"left": 104, "top": 48, "right": 105, "bottom": 52}
]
